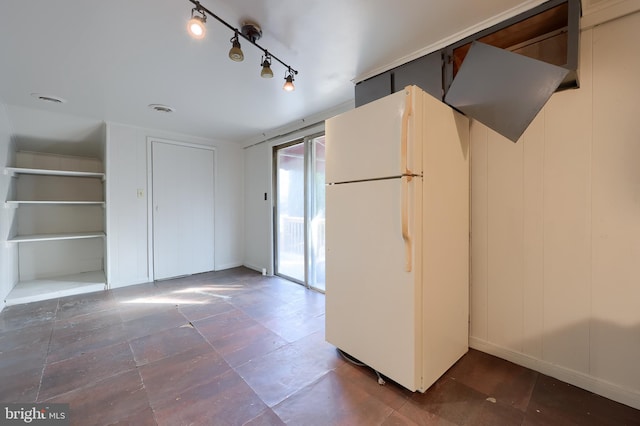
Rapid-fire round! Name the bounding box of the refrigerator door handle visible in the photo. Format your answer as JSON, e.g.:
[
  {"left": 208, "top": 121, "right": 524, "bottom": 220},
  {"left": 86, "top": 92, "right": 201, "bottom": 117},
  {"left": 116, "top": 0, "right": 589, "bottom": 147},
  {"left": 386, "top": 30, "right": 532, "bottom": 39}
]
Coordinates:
[
  {"left": 401, "top": 175, "right": 412, "bottom": 272},
  {"left": 401, "top": 88, "right": 413, "bottom": 176}
]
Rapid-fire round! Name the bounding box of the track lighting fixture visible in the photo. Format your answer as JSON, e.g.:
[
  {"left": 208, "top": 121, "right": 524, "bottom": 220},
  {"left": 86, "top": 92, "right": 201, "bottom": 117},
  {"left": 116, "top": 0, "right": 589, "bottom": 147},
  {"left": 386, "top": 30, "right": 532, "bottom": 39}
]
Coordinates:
[
  {"left": 187, "top": 0, "right": 298, "bottom": 92},
  {"left": 228, "top": 31, "right": 244, "bottom": 62},
  {"left": 260, "top": 53, "right": 273, "bottom": 79},
  {"left": 187, "top": 6, "right": 207, "bottom": 40},
  {"left": 283, "top": 68, "right": 295, "bottom": 92}
]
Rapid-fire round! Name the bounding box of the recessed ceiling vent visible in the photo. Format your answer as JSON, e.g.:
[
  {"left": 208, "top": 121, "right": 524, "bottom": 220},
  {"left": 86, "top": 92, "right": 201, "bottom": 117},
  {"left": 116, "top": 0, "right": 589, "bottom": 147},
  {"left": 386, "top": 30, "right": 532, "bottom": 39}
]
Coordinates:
[
  {"left": 148, "top": 104, "right": 176, "bottom": 113},
  {"left": 31, "top": 93, "right": 66, "bottom": 104}
]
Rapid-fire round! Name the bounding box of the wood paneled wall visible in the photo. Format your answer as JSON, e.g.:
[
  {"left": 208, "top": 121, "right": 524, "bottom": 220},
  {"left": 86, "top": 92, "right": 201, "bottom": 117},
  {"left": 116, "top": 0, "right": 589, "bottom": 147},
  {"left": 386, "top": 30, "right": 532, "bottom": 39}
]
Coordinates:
[{"left": 469, "top": 13, "right": 640, "bottom": 409}]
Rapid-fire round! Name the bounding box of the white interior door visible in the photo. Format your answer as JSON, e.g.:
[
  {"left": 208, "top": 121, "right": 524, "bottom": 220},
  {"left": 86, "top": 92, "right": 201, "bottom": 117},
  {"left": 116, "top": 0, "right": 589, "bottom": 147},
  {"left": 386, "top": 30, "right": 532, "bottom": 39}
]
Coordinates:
[{"left": 152, "top": 142, "right": 215, "bottom": 280}]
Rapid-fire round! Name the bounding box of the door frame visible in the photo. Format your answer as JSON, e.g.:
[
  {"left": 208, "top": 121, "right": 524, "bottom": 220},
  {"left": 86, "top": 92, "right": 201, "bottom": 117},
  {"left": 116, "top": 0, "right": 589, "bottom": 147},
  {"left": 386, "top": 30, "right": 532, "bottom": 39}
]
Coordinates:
[
  {"left": 273, "top": 139, "right": 306, "bottom": 285},
  {"left": 146, "top": 137, "right": 217, "bottom": 281},
  {"left": 272, "top": 132, "right": 325, "bottom": 291}
]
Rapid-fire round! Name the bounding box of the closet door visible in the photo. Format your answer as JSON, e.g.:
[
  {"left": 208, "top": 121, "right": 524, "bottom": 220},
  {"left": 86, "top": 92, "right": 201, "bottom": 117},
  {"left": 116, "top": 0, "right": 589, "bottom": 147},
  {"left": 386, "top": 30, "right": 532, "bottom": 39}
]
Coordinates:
[{"left": 152, "top": 142, "right": 215, "bottom": 280}]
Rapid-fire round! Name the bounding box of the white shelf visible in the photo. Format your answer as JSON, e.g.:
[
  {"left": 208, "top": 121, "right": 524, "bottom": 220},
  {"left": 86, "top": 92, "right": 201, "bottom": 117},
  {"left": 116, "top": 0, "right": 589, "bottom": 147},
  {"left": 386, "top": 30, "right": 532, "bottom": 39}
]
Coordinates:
[
  {"left": 8, "top": 231, "right": 105, "bottom": 243},
  {"left": 4, "top": 271, "right": 107, "bottom": 306},
  {"left": 5, "top": 200, "right": 105, "bottom": 207},
  {"left": 4, "top": 167, "right": 105, "bottom": 180},
  {"left": 4, "top": 153, "right": 108, "bottom": 307}
]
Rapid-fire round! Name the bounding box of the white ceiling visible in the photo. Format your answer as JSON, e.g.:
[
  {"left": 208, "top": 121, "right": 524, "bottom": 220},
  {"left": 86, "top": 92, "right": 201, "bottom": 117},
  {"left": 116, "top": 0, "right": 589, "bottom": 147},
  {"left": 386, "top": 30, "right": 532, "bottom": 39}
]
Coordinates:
[{"left": 0, "top": 0, "right": 547, "bottom": 147}]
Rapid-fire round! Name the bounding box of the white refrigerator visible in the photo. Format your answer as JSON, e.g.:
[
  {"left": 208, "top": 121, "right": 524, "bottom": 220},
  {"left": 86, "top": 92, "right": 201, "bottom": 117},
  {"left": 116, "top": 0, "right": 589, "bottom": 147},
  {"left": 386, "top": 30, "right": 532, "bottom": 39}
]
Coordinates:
[{"left": 325, "top": 85, "right": 469, "bottom": 392}]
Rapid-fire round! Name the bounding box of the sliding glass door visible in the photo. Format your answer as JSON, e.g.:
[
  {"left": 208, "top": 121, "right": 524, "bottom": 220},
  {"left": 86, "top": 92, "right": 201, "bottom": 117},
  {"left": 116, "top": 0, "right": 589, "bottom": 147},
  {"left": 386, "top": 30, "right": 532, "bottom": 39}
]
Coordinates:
[
  {"left": 274, "top": 134, "right": 325, "bottom": 291},
  {"left": 275, "top": 142, "right": 305, "bottom": 283}
]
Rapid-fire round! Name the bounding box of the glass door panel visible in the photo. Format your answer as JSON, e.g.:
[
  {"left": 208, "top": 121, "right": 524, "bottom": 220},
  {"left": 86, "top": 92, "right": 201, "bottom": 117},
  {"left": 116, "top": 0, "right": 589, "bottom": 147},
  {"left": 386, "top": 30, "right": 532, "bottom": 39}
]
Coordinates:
[
  {"left": 275, "top": 142, "right": 305, "bottom": 283},
  {"left": 308, "top": 135, "right": 325, "bottom": 291}
]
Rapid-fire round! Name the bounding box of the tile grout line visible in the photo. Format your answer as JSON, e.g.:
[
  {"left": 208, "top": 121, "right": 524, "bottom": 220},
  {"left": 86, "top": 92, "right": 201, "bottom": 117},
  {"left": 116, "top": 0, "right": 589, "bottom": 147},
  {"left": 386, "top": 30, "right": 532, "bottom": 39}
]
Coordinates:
[
  {"left": 388, "top": 397, "right": 412, "bottom": 424},
  {"left": 179, "top": 288, "right": 298, "bottom": 412},
  {"left": 126, "top": 338, "right": 160, "bottom": 426},
  {"left": 37, "top": 341, "right": 141, "bottom": 403},
  {"left": 523, "top": 369, "right": 540, "bottom": 419},
  {"left": 37, "top": 297, "right": 141, "bottom": 405},
  {"left": 163, "top": 306, "right": 249, "bottom": 404},
  {"left": 35, "top": 297, "right": 60, "bottom": 403}
]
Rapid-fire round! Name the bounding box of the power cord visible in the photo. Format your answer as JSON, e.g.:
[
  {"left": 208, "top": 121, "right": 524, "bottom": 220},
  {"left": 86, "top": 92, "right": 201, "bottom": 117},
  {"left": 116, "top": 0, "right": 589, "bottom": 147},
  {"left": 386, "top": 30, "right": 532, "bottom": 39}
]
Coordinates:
[{"left": 336, "top": 348, "right": 386, "bottom": 386}]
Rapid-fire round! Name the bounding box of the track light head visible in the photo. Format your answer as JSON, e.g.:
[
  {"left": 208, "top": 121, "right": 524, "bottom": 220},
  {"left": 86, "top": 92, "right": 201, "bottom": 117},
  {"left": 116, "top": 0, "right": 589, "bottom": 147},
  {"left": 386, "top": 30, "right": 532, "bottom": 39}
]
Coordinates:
[
  {"left": 187, "top": 8, "right": 207, "bottom": 39},
  {"left": 260, "top": 53, "right": 273, "bottom": 78},
  {"left": 283, "top": 75, "right": 295, "bottom": 92},
  {"left": 228, "top": 32, "right": 244, "bottom": 62},
  {"left": 283, "top": 69, "right": 295, "bottom": 92}
]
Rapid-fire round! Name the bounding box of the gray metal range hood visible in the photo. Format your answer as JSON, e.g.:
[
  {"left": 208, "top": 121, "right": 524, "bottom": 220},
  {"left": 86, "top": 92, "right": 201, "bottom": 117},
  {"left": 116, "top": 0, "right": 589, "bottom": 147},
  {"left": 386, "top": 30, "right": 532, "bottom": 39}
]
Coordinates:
[
  {"left": 353, "top": 0, "right": 581, "bottom": 142},
  {"left": 444, "top": 41, "right": 569, "bottom": 142}
]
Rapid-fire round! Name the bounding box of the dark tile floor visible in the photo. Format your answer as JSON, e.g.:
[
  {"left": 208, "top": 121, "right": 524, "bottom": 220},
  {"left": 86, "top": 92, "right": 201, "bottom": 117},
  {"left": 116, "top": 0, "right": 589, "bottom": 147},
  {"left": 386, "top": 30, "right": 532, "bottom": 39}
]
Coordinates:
[{"left": 1, "top": 267, "right": 638, "bottom": 425}]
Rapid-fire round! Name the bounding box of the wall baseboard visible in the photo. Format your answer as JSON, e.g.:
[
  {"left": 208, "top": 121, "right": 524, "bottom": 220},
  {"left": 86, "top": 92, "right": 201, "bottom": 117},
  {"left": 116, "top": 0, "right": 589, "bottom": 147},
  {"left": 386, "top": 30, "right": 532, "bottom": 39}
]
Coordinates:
[
  {"left": 242, "top": 263, "right": 268, "bottom": 275},
  {"left": 469, "top": 337, "right": 640, "bottom": 410},
  {"left": 108, "top": 278, "right": 150, "bottom": 290},
  {"left": 215, "top": 262, "right": 244, "bottom": 271}
]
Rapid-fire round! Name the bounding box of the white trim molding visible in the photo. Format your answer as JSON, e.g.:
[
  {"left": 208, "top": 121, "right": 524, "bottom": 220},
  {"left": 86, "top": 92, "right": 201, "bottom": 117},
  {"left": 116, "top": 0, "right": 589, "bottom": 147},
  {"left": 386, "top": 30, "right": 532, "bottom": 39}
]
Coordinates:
[{"left": 581, "top": 0, "right": 640, "bottom": 28}]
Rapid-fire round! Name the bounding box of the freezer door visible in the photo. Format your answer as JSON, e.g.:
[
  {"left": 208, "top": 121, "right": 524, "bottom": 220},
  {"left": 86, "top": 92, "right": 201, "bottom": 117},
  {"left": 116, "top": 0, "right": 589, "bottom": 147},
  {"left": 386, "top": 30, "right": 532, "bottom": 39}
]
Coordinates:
[
  {"left": 325, "top": 176, "right": 422, "bottom": 391},
  {"left": 326, "top": 88, "right": 421, "bottom": 184}
]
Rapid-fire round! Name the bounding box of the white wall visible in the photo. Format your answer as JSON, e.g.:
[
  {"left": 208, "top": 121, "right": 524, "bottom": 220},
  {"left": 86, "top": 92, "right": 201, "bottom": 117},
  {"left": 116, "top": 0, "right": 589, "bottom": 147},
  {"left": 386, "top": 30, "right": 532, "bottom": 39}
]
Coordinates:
[
  {"left": 470, "top": 12, "right": 640, "bottom": 409},
  {"left": 214, "top": 139, "right": 244, "bottom": 270},
  {"left": 106, "top": 122, "right": 243, "bottom": 288},
  {"left": 243, "top": 142, "right": 272, "bottom": 274},
  {"left": 0, "top": 104, "right": 18, "bottom": 308},
  {"left": 105, "top": 124, "right": 149, "bottom": 287}
]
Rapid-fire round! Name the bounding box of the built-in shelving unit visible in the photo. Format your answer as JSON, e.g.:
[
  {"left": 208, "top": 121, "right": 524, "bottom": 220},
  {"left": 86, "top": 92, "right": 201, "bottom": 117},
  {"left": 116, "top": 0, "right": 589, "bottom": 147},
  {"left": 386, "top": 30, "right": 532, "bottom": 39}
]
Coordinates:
[
  {"left": 7, "top": 231, "right": 106, "bottom": 243},
  {"left": 5, "top": 200, "right": 105, "bottom": 207},
  {"left": 4, "top": 167, "right": 105, "bottom": 179},
  {"left": 4, "top": 152, "right": 107, "bottom": 306}
]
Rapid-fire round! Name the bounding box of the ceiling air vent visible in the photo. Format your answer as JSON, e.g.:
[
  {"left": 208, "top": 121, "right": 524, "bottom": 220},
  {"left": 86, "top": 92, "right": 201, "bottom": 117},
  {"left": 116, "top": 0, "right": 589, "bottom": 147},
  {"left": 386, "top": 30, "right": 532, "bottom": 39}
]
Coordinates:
[
  {"left": 30, "top": 93, "right": 66, "bottom": 104},
  {"left": 148, "top": 104, "right": 176, "bottom": 113}
]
